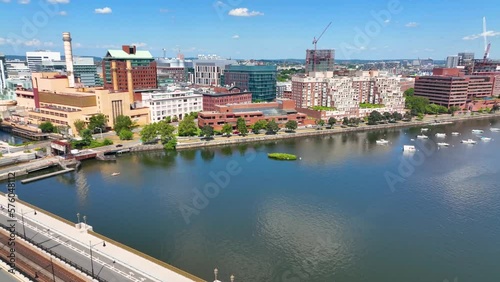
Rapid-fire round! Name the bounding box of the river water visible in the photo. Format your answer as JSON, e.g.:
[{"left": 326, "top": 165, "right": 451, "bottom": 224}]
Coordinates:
[{"left": 6, "top": 118, "right": 500, "bottom": 282}]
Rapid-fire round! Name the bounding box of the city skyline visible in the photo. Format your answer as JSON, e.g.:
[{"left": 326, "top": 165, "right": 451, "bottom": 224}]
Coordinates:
[{"left": 0, "top": 0, "right": 499, "bottom": 60}]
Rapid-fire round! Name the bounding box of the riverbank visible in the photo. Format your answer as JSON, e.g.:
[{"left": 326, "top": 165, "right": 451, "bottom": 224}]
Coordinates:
[{"left": 173, "top": 112, "right": 500, "bottom": 150}]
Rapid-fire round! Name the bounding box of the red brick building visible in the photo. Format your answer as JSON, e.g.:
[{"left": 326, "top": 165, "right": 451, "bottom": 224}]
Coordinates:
[
  {"left": 198, "top": 99, "right": 307, "bottom": 130},
  {"left": 414, "top": 68, "right": 494, "bottom": 108},
  {"left": 200, "top": 86, "right": 252, "bottom": 111},
  {"left": 102, "top": 45, "right": 157, "bottom": 93}
]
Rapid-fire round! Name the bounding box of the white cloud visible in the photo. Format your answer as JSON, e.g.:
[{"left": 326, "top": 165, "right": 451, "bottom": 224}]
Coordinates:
[
  {"left": 1, "top": 0, "right": 11, "bottom": 3},
  {"left": 18, "top": 0, "right": 29, "bottom": 4},
  {"left": 159, "top": 8, "right": 169, "bottom": 13},
  {"left": 228, "top": 8, "right": 263, "bottom": 17},
  {"left": 384, "top": 19, "right": 390, "bottom": 24},
  {"left": 0, "top": 38, "right": 54, "bottom": 47},
  {"left": 58, "top": 11, "right": 67, "bottom": 16},
  {"left": 405, "top": 22, "right": 419, "bottom": 28},
  {"left": 131, "top": 42, "right": 147, "bottom": 47},
  {"left": 94, "top": 7, "right": 112, "bottom": 14},
  {"left": 232, "top": 35, "right": 240, "bottom": 39},
  {"left": 73, "top": 42, "right": 82, "bottom": 48},
  {"left": 463, "top": 30, "right": 500, "bottom": 40},
  {"left": 47, "top": 0, "right": 69, "bottom": 3}
]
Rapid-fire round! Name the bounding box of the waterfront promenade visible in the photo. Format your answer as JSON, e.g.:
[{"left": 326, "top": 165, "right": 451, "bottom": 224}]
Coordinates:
[{"left": 0, "top": 194, "right": 205, "bottom": 282}]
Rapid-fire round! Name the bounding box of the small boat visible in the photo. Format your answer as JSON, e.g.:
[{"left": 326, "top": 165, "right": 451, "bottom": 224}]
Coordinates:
[
  {"left": 472, "top": 129, "right": 484, "bottom": 134},
  {"left": 491, "top": 128, "right": 500, "bottom": 132},
  {"left": 410, "top": 139, "right": 415, "bottom": 141},
  {"left": 421, "top": 128, "right": 429, "bottom": 132},
  {"left": 435, "top": 133, "right": 446, "bottom": 138},
  {"left": 111, "top": 172, "right": 120, "bottom": 176},
  {"left": 481, "top": 137, "right": 492, "bottom": 142},
  {"left": 403, "top": 145, "right": 416, "bottom": 152},
  {"left": 461, "top": 139, "right": 477, "bottom": 144},
  {"left": 451, "top": 132, "right": 460, "bottom": 136},
  {"left": 376, "top": 139, "right": 389, "bottom": 145},
  {"left": 437, "top": 142, "right": 450, "bottom": 147},
  {"left": 416, "top": 135, "right": 429, "bottom": 139}
]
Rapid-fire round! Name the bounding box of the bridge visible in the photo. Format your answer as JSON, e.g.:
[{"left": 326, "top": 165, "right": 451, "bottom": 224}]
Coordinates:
[{"left": 0, "top": 194, "right": 206, "bottom": 282}]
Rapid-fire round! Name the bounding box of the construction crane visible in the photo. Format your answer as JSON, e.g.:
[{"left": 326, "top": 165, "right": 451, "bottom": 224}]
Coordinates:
[{"left": 311, "top": 22, "right": 332, "bottom": 72}]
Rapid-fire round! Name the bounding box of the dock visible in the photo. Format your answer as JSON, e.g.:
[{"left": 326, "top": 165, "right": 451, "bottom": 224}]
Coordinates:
[{"left": 20, "top": 168, "right": 75, "bottom": 184}]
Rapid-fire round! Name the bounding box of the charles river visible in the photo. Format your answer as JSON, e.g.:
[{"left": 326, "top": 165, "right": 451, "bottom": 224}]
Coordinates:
[{"left": 5, "top": 117, "right": 500, "bottom": 282}]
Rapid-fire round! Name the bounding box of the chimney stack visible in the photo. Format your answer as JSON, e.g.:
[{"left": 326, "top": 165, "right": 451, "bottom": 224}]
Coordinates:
[{"left": 62, "top": 32, "right": 75, "bottom": 88}]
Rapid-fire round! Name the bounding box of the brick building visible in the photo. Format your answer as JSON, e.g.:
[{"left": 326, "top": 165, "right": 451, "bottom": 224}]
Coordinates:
[
  {"left": 198, "top": 99, "right": 307, "bottom": 130},
  {"left": 102, "top": 45, "right": 157, "bottom": 93},
  {"left": 200, "top": 86, "right": 252, "bottom": 111}
]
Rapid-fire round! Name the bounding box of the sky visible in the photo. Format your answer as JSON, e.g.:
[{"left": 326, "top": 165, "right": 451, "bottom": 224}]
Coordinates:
[{"left": 0, "top": 0, "right": 499, "bottom": 60}]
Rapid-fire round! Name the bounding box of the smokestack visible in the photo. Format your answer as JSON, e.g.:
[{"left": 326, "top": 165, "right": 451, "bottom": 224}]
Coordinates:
[
  {"left": 62, "top": 32, "right": 75, "bottom": 88},
  {"left": 111, "top": 61, "right": 118, "bottom": 91},
  {"left": 126, "top": 60, "right": 134, "bottom": 104}
]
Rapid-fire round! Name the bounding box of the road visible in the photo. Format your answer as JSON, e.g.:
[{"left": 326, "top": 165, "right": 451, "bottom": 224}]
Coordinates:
[{"left": 0, "top": 210, "right": 157, "bottom": 282}]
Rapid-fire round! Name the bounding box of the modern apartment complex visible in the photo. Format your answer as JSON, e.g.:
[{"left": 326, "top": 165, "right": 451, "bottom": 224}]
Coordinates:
[
  {"left": 140, "top": 89, "right": 203, "bottom": 122},
  {"left": 193, "top": 55, "right": 236, "bottom": 86},
  {"left": 276, "top": 81, "right": 292, "bottom": 98},
  {"left": 223, "top": 65, "right": 277, "bottom": 102},
  {"left": 40, "top": 57, "right": 102, "bottom": 87},
  {"left": 102, "top": 45, "right": 157, "bottom": 92},
  {"left": 305, "top": 49, "right": 334, "bottom": 72},
  {"left": 26, "top": 50, "right": 61, "bottom": 71},
  {"left": 291, "top": 70, "right": 405, "bottom": 119}
]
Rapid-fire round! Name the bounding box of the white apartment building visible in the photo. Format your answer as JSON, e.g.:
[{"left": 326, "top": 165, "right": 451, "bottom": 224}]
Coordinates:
[
  {"left": 141, "top": 89, "right": 203, "bottom": 122},
  {"left": 276, "top": 81, "right": 292, "bottom": 98},
  {"left": 0, "top": 53, "right": 6, "bottom": 90},
  {"left": 291, "top": 70, "right": 405, "bottom": 119},
  {"left": 26, "top": 50, "right": 61, "bottom": 71}
]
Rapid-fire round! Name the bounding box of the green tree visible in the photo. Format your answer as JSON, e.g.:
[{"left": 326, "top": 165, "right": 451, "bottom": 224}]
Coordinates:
[
  {"left": 368, "top": 111, "right": 383, "bottom": 125},
  {"left": 252, "top": 120, "right": 267, "bottom": 134},
  {"left": 157, "top": 121, "right": 175, "bottom": 144},
  {"left": 285, "top": 120, "right": 298, "bottom": 132},
  {"left": 201, "top": 125, "right": 214, "bottom": 140},
  {"left": 405, "top": 96, "right": 429, "bottom": 115},
  {"left": 383, "top": 112, "right": 392, "bottom": 120},
  {"left": 172, "top": 116, "right": 179, "bottom": 122},
  {"left": 221, "top": 123, "right": 233, "bottom": 136},
  {"left": 236, "top": 117, "right": 248, "bottom": 136},
  {"left": 327, "top": 117, "right": 337, "bottom": 128},
  {"left": 316, "top": 119, "right": 325, "bottom": 129},
  {"left": 392, "top": 112, "right": 403, "bottom": 121},
  {"left": 164, "top": 116, "right": 172, "bottom": 123},
  {"left": 73, "top": 119, "right": 86, "bottom": 134},
  {"left": 80, "top": 128, "right": 93, "bottom": 145},
  {"left": 39, "top": 121, "right": 55, "bottom": 133},
  {"left": 449, "top": 106, "right": 460, "bottom": 115},
  {"left": 119, "top": 129, "right": 134, "bottom": 140},
  {"left": 88, "top": 113, "right": 107, "bottom": 132},
  {"left": 342, "top": 117, "right": 349, "bottom": 126},
  {"left": 114, "top": 115, "right": 132, "bottom": 135},
  {"left": 492, "top": 103, "right": 499, "bottom": 112},
  {"left": 102, "top": 138, "right": 113, "bottom": 146},
  {"left": 178, "top": 116, "right": 198, "bottom": 136},
  {"left": 266, "top": 119, "right": 280, "bottom": 134},
  {"left": 403, "top": 111, "right": 412, "bottom": 121},
  {"left": 140, "top": 123, "right": 159, "bottom": 144},
  {"left": 403, "top": 88, "right": 414, "bottom": 97}
]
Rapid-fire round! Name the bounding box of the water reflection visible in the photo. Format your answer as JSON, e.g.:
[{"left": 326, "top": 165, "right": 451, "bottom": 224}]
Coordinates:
[
  {"left": 75, "top": 170, "right": 89, "bottom": 206},
  {"left": 179, "top": 150, "right": 196, "bottom": 161},
  {"left": 139, "top": 151, "right": 177, "bottom": 168},
  {"left": 200, "top": 149, "right": 215, "bottom": 162},
  {"left": 220, "top": 146, "right": 233, "bottom": 156}
]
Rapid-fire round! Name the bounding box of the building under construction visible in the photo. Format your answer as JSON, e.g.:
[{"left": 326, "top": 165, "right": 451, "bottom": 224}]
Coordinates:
[{"left": 305, "top": 49, "right": 335, "bottom": 73}]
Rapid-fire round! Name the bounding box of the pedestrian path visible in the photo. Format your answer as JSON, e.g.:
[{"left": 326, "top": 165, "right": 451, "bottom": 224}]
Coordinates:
[{"left": 0, "top": 194, "right": 205, "bottom": 282}]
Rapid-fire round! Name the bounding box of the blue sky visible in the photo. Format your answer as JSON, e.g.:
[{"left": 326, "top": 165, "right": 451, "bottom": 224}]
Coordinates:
[{"left": 1, "top": 0, "right": 499, "bottom": 60}]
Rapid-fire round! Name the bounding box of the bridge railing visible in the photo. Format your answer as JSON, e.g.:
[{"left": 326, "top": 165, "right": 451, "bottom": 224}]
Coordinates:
[{"left": 0, "top": 222, "right": 108, "bottom": 282}]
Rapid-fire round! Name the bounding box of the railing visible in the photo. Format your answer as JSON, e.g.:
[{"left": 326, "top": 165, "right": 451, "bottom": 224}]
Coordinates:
[{"left": 0, "top": 222, "right": 108, "bottom": 282}]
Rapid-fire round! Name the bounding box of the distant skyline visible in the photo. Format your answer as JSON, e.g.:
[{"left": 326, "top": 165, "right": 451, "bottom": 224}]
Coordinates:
[{"left": 0, "top": 0, "right": 499, "bottom": 60}]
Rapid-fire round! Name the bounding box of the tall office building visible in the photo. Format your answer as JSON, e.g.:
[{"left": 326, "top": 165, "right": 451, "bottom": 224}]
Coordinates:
[
  {"left": 446, "top": 55, "right": 459, "bottom": 68},
  {"left": 73, "top": 57, "right": 101, "bottom": 87},
  {"left": 25, "top": 50, "right": 61, "bottom": 71},
  {"left": 305, "top": 49, "right": 335, "bottom": 73},
  {"left": 102, "top": 45, "right": 157, "bottom": 93},
  {"left": 223, "top": 65, "right": 277, "bottom": 102},
  {"left": 0, "top": 53, "right": 6, "bottom": 89},
  {"left": 458, "top": 52, "right": 474, "bottom": 67},
  {"left": 193, "top": 55, "right": 237, "bottom": 86}
]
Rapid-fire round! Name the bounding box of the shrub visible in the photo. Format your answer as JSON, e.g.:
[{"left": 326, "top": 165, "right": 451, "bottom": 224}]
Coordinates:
[{"left": 267, "top": 153, "right": 297, "bottom": 161}]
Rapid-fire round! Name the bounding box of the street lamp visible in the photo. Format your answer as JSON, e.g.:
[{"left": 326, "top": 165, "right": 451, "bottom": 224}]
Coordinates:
[
  {"left": 89, "top": 240, "right": 106, "bottom": 279},
  {"left": 214, "top": 268, "right": 219, "bottom": 282},
  {"left": 230, "top": 274, "right": 235, "bottom": 282},
  {"left": 76, "top": 213, "right": 80, "bottom": 224},
  {"left": 20, "top": 209, "right": 37, "bottom": 239}
]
